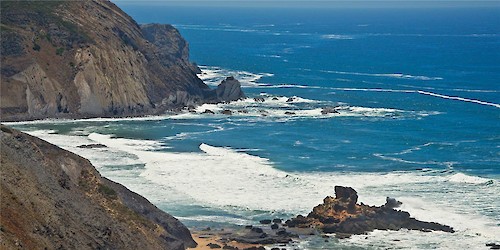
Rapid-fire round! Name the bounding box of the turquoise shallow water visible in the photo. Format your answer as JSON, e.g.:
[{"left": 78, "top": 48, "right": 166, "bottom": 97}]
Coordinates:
[{"left": 8, "top": 4, "right": 500, "bottom": 249}]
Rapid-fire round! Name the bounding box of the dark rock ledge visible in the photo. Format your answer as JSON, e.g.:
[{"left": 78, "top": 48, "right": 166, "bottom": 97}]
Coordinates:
[{"left": 285, "top": 186, "right": 455, "bottom": 238}]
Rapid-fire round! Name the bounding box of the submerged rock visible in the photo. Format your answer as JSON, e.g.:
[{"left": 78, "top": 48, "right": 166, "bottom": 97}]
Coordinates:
[
  {"left": 207, "top": 243, "right": 222, "bottom": 248},
  {"left": 486, "top": 243, "right": 500, "bottom": 249},
  {"left": 254, "top": 97, "right": 265, "bottom": 102},
  {"left": 321, "top": 107, "right": 339, "bottom": 115},
  {"left": 77, "top": 144, "right": 107, "bottom": 149},
  {"left": 203, "top": 109, "right": 215, "bottom": 114},
  {"left": 232, "top": 227, "right": 293, "bottom": 245},
  {"left": 260, "top": 219, "right": 272, "bottom": 225},
  {"left": 286, "top": 186, "right": 454, "bottom": 238}
]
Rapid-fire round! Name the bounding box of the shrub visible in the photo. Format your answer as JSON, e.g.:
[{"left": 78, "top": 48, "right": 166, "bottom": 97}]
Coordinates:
[
  {"left": 98, "top": 184, "right": 117, "bottom": 199},
  {"left": 33, "top": 43, "right": 41, "bottom": 51}
]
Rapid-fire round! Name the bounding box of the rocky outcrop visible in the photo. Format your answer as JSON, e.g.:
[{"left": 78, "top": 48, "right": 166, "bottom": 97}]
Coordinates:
[
  {"left": 285, "top": 186, "right": 454, "bottom": 238},
  {"left": 0, "top": 1, "right": 212, "bottom": 121},
  {"left": 321, "top": 106, "right": 339, "bottom": 115},
  {"left": 215, "top": 76, "right": 246, "bottom": 102},
  {"left": 0, "top": 125, "right": 196, "bottom": 249},
  {"left": 202, "top": 76, "right": 245, "bottom": 103}
]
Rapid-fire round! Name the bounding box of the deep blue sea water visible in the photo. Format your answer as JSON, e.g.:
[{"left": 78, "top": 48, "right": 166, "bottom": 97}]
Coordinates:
[{"left": 8, "top": 4, "right": 499, "bottom": 249}]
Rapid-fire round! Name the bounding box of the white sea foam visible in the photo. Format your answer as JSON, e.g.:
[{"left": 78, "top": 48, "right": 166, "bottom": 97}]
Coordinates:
[
  {"left": 197, "top": 65, "right": 273, "bottom": 87},
  {"left": 198, "top": 65, "right": 498, "bottom": 111},
  {"left": 24, "top": 130, "right": 145, "bottom": 168},
  {"left": 174, "top": 24, "right": 269, "bottom": 34},
  {"left": 321, "top": 69, "right": 443, "bottom": 80},
  {"left": 3, "top": 115, "right": 170, "bottom": 125},
  {"left": 176, "top": 215, "right": 254, "bottom": 225},
  {"left": 450, "top": 88, "right": 499, "bottom": 93},
  {"left": 321, "top": 34, "right": 355, "bottom": 40},
  {"left": 177, "top": 95, "right": 428, "bottom": 121},
  {"left": 253, "top": 24, "right": 275, "bottom": 27},
  {"left": 256, "top": 54, "right": 282, "bottom": 58},
  {"left": 364, "top": 33, "right": 499, "bottom": 38},
  {"left": 417, "top": 90, "right": 500, "bottom": 108},
  {"left": 448, "top": 173, "right": 493, "bottom": 184},
  {"left": 324, "top": 87, "right": 500, "bottom": 109}
]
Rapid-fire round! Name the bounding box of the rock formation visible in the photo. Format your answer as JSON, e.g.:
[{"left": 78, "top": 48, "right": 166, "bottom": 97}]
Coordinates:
[
  {"left": 285, "top": 186, "right": 454, "bottom": 238},
  {"left": 201, "top": 76, "right": 245, "bottom": 103},
  {"left": 0, "top": 125, "right": 197, "bottom": 249},
  {"left": 0, "top": 0, "right": 215, "bottom": 121},
  {"left": 216, "top": 76, "right": 246, "bottom": 102}
]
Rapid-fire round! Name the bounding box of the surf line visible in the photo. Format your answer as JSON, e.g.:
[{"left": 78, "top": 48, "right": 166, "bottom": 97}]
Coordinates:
[
  {"left": 332, "top": 88, "right": 500, "bottom": 109},
  {"left": 416, "top": 90, "right": 500, "bottom": 109}
]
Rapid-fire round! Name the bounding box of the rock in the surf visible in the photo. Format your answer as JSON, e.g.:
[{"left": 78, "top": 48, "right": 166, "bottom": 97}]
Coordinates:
[
  {"left": 216, "top": 76, "right": 245, "bottom": 102},
  {"left": 285, "top": 186, "right": 455, "bottom": 238},
  {"left": 254, "top": 97, "right": 265, "bottom": 102},
  {"left": 321, "top": 107, "right": 339, "bottom": 115},
  {"left": 203, "top": 109, "right": 215, "bottom": 114},
  {"left": 384, "top": 197, "right": 402, "bottom": 209}
]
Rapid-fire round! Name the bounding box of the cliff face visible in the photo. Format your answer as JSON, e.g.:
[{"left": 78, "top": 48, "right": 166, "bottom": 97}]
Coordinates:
[
  {"left": 0, "top": 125, "right": 197, "bottom": 249},
  {"left": 0, "top": 0, "right": 210, "bottom": 121}
]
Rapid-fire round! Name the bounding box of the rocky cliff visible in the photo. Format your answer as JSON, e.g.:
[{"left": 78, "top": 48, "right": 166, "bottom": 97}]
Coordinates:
[
  {"left": 0, "top": 124, "right": 197, "bottom": 249},
  {"left": 0, "top": 0, "right": 213, "bottom": 121}
]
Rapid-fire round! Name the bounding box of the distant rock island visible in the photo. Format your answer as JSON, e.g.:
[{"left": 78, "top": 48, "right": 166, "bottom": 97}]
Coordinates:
[{"left": 0, "top": 0, "right": 242, "bottom": 122}]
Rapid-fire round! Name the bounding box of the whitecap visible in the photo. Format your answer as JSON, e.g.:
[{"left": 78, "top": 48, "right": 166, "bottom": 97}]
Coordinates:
[
  {"left": 321, "top": 34, "right": 355, "bottom": 40},
  {"left": 197, "top": 65, "right": 273, "bottom": 87},
  {"left": 324, "top": 87, "right": 500, "bottom": 109},
  {"left": 175, "top": 215, "right": 254, "bottom": 226},
  {"left": 448, "top": 173, "right": 493, "bottom": 184},
  {"left": 321, "top": 69, "right": 443, "bottom": 80},
  {"left": 417, "top": 90, "right": 500, "bottom": 108}
]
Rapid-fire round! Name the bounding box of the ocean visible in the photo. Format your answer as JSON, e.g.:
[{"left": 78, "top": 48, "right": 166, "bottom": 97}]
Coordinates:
[{"left": 7, "top": 4, "right": 499, "bottom": 249}]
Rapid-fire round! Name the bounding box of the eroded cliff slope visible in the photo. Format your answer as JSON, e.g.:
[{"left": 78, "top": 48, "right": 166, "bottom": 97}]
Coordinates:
[
  {"left": 0, "top": 0, "right": 210, "bottom": 121},
  {"left": 0, "top": 125, "right": 197, "bottom": 249}
]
